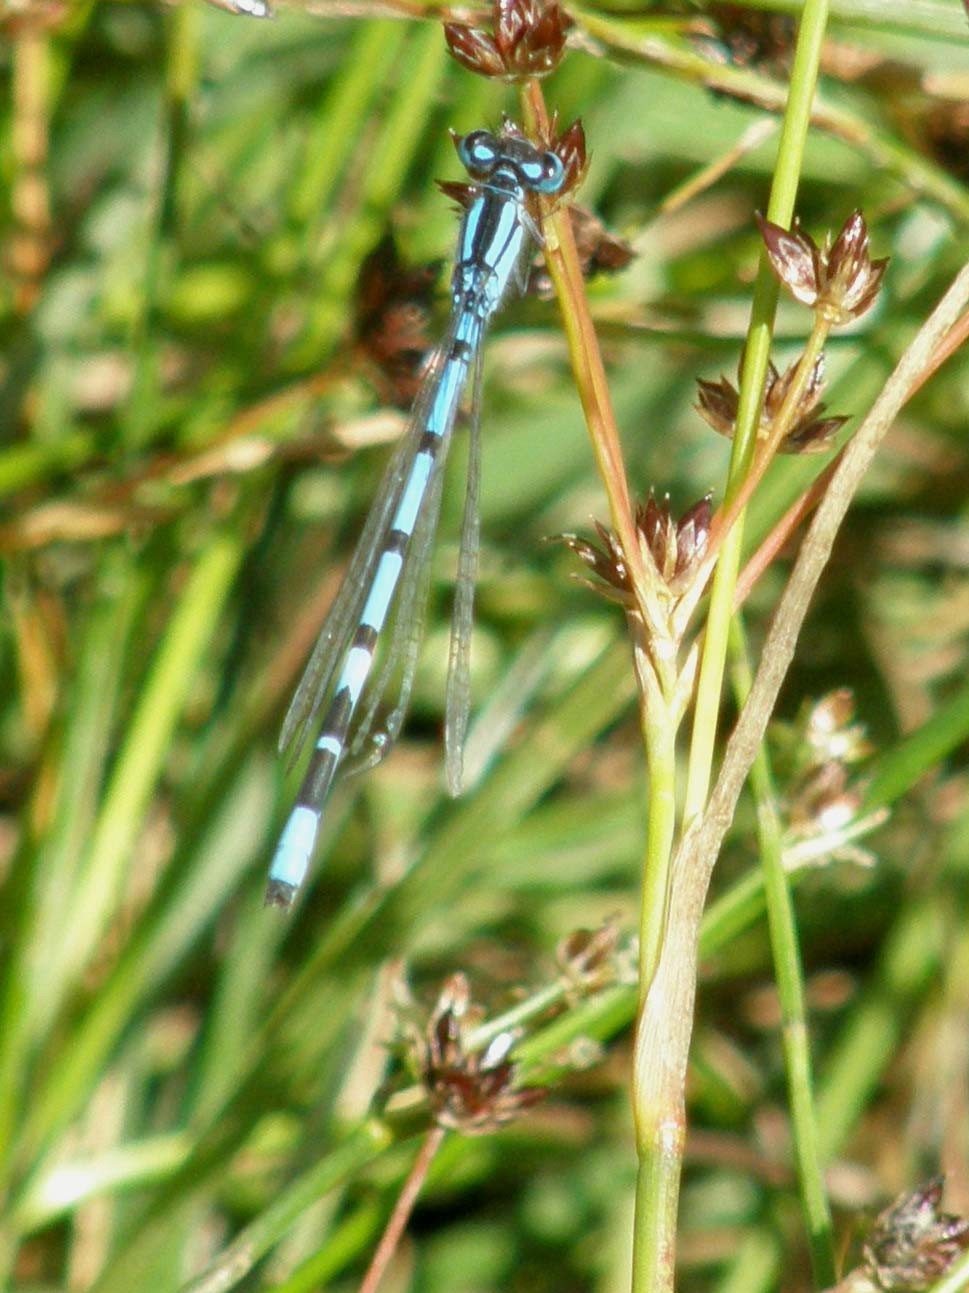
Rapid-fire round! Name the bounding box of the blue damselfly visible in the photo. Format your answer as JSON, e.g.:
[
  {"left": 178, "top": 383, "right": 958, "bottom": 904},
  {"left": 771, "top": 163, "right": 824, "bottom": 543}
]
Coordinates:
[{"left": 267, "top": 124, "right": 565, "bottom": 907}]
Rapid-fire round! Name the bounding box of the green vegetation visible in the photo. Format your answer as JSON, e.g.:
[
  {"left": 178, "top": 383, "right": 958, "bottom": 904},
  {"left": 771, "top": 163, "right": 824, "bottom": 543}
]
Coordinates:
[{"left": 3, "top": 1, "right": 969, "bottom": 1289}]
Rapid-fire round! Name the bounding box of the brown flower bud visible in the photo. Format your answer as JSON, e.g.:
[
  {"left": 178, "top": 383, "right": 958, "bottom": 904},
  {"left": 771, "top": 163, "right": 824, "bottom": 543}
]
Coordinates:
[
  {"left": 421, "top": 974, "right": 546, "bottom": 1134},
  {"left": 638, "top": 492, "right": 712, "bottom": 586},
  {"left": 445, "top": 0, "right": 568, "bottom": 82},
  {"left": 863, "top": 1178, "right": 969, "bottom": 1291},
  {"left": 756, "top": 209, "right": 888, "bottom": 325},
  {"left": 558, "top": 492, "right": 711, "bottom": 604},
  {"left": 697, "top": 354, "right": 848, "bottom": 455}
]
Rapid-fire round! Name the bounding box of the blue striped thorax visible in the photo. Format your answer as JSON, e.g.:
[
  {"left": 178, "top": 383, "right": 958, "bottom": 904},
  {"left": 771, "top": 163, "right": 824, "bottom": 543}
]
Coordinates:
[{"left": 452, "top": 129, "right": 565, "bottom": 316}]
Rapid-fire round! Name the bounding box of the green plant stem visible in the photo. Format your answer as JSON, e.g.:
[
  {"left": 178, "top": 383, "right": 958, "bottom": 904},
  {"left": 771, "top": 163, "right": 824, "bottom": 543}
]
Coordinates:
[
  {"left": 631, "top": 1148, "right": 680, "bottom": 1293},
  {"left": 729, "top": 619, "right": 835, "bottom": 1287},
  {"left": 629, "top": 6, "right": 830, "bottom": 1288},
  {"left": 683, "top": 0, "right": 830, "bottom": 824}
]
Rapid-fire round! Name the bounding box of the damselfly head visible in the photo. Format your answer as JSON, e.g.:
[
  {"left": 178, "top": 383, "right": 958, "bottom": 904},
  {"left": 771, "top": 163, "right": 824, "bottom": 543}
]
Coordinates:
[{"left": 455, "top": 128, "right": 565, "bottom": 195}]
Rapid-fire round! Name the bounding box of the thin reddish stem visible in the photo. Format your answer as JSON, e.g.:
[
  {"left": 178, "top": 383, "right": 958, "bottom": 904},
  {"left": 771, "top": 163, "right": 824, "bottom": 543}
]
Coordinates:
[{"left": 358, "top": 1126, "right": 446, "bottom": 1293}]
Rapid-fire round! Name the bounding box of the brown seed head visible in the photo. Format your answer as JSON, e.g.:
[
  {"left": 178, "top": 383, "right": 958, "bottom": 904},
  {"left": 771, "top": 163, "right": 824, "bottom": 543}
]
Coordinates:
[
  {"left": 863, "top": 1178, "right": 969, "bottom": 1292},
  {"left": 422, "top": 974, "right": 545, "bottom": 1134},
  {"left": 787, "top": 761, "right": 862, "bottom": 835},
  {"left": 557, "top": 521, "right": 631, "bottom": 603},
  {"left": 638, "top": 492, "right": 712, "bottom": 587},
  {"left": 551, "top": 117, "right": 588, "bottom": 192},
  {"left": 805, "top": 688, "right": 873, "bottom": 765},
  {"left": 445, "top": 0, "right": 568, "bottom": 82},
  {"left": 556, "top": 920, "right": 621, "bottom": 990},
  {"left": 756, "top": 209, "right": 888, "bottom": 325},
  {"left": 558, "top": 493, "right": 711, "bottom": 605},
  {"left": 696, "top": 354, "right": 848, "bottom": 455}
]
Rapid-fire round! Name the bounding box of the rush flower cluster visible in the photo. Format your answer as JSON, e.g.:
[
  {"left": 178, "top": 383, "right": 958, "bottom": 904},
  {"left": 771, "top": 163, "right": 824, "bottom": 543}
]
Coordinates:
[
  {"left": 861, "top": 1178, "right": 969, "bottom": 1292},
  {"left": 445, "top": 0, "right": 569, "bottom": 81},
  {"left": 419, "top": 975, "right": 545, "bottom": 1134},
  {"left": 562, "top": 493, "right": 711, "bottom": 606},
  {"left": 697, "top": 354, "right": 848, "bottom": 455},
  {"left": 757, "top": 209, "right": 888, "bottom": 325}
]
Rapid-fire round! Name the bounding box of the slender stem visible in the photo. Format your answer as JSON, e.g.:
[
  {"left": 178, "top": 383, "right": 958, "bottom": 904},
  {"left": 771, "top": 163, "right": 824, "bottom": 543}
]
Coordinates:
[
  {"left": 729, "top": 621, "right": 835, "bottom": 1287},
  {"left": 680, "top": 319, "right": 832, "bottom": 631},
  {"left": 682, "top": 0, "right": 830, "bottom": 824},
  {"left": 630, "top": 1143, "right": 681, "bottom": 1293},
  {"left": 630, "top": 6, "right": 832, "bottom": 1289},
  {"left": 520, "top": 94, "right": 690, "bottom": 1274},
  {"left": 520, "top": 81, "right": 648, "bottom": 608},
  {"left": 358, "top": 1126, "right": 446, "bottom": 1293}
]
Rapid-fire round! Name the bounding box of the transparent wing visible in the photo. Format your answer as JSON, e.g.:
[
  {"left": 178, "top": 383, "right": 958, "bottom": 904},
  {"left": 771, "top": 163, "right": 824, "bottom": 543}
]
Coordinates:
[
  {"left": 347, "top": 430, "right": 449, "bottom": 772},
  {"left": 444, "top": 333, "right": 484, "bottom": 796},
  {"left": 278, "top": 419, "right": 423, "bottom": 764},
  {"left": 279, "top": 311, "right": 471, "bottom": 768}
]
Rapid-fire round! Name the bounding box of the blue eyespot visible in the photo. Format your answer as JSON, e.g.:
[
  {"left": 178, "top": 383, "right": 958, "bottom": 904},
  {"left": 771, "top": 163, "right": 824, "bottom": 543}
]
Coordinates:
[
  {"left": 533, "top": 150, "right": 565, "bottom": 194},
  {"left": 458, "top": 130, "right": 500, "bottom": 177}
]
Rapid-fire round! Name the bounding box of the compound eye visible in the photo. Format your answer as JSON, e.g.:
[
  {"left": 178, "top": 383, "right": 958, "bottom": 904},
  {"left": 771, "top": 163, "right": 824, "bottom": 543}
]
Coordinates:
[
  {"left": 533, "top": 150, "right": 565, "bottom": 194},
  {"left": 458, "top": 130, "right": 500, "bottom": 177}
]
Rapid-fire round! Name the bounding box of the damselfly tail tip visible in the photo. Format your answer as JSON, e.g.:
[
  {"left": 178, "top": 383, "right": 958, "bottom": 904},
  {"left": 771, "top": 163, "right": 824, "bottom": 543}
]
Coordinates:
[
  {"left": 266, "top": 804, "right": 319, "bottom": 910},
  {"left": 265, "top": 879, "right": 297, "bottom": 909}
]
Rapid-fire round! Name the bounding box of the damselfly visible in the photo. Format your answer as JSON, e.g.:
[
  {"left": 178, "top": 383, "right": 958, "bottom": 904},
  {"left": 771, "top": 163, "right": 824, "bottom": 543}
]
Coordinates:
[{"left": 267, "top": 124, "right": 565, "bottom": 908}]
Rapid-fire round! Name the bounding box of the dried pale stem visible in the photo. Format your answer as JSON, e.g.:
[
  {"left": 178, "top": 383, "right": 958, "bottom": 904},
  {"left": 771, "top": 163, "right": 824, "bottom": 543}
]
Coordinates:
[
  {"left": 358, "top": 1125, "right": 446, "bottom": 1293},
  {"left": 700, "top": 260, "right": 969, "bottom": 884}
]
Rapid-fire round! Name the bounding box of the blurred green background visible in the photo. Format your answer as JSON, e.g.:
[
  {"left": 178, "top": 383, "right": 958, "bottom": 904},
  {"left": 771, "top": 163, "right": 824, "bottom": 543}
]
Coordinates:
[{"left": 3, "top": 1, "right": 969, "bottom": 1289}]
